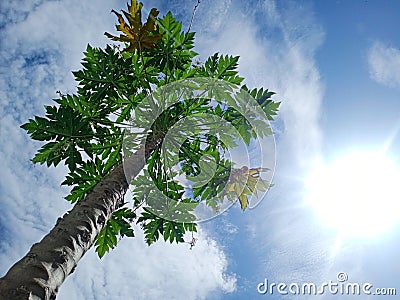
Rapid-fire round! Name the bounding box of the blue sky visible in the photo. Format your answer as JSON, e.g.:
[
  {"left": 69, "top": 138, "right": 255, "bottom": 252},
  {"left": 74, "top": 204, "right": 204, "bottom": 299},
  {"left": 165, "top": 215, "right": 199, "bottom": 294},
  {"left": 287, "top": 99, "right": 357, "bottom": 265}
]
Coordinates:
[{"left": 1, "top": 0, "right": 400, "bottom": 299}]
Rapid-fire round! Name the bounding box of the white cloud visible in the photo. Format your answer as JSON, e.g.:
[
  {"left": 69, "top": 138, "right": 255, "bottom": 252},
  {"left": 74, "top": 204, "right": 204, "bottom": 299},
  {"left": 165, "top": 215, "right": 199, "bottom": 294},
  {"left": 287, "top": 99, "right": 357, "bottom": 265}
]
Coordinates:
[
  {"left": 219, "top": 3, "right": 400, "bottom": 296},
  {"left": 59, "top": 228, "right": 236, "bottom": 300},
  {"left": 194, "top": 0, "right": 324, "bottom": 171},
  {"left": 0, "top": 114, "right": 72, "bottom": 268},
  {"left": 368, "top": 41, "right": 400, "bottom": 88}
]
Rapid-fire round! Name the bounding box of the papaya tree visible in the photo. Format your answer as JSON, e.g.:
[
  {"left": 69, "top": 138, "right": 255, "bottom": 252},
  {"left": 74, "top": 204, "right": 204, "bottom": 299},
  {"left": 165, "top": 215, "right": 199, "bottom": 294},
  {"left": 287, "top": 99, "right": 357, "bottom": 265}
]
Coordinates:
[{"left": 0, "top": 1, "right": 280, "bottom": 299}]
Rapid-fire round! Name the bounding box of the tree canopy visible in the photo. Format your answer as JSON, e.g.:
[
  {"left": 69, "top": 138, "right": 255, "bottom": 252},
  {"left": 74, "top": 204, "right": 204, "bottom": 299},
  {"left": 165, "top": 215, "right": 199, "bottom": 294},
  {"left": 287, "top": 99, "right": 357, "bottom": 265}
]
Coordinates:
[{"left": 20, "top": 0, "right": 280, "bottom": 258}]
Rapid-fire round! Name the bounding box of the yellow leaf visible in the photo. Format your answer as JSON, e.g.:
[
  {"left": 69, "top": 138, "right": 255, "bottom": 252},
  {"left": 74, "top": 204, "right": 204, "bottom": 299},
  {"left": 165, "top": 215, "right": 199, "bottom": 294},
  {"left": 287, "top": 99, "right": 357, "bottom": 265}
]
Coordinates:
[
  {"left": 105, "top": 0, "right": 163, "bottom": 53},
  {"left": 113, "top": 10, "right": 134, "bottom": 38},
  {"left": 246, "top": 177, "right": 258, "bottom": 193},
  {"left": 124, "top": 0, "right": 142, "bottom": 30},
  {"left": 239, "top": 194, "right": 248, "bottom": 210},
  {"left": 248, "top": 167, "right": 270, "bottom": 177},
  {"left": 234, "top": 181, "right": 242, "bottom": 196},
  {"left": 227, "top": 183, "right": 235, "bottom": 192},
  {"left": 256, "top": 178, "right": 270, "bottom": 191},
  {"left": 226, "top": 166, "right": 271, "bottom": 211},
  {"left": 142, "top": 8, "right": 159, "bottom": 35}
]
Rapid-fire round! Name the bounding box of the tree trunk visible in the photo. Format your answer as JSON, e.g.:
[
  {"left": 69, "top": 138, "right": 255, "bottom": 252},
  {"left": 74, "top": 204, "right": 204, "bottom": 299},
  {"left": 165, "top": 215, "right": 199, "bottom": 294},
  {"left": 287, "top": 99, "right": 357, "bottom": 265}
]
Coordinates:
[{"left": 0, "top": 136, "right": 163, "bottom": 299}]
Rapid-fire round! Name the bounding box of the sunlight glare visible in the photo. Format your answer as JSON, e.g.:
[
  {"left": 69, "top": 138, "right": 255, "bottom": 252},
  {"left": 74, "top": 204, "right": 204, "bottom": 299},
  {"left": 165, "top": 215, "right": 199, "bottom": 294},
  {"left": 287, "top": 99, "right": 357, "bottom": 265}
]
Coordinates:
[{"left": 306, "top": 151, "right": 400, "bottom": 237}]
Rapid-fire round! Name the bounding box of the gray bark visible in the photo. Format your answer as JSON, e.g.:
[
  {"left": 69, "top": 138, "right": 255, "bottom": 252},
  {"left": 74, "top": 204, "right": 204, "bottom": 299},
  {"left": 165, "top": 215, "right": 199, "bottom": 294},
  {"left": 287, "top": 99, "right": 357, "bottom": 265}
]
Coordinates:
[{"left": 0, "top": 136, "right": 162, "bottom": 299}]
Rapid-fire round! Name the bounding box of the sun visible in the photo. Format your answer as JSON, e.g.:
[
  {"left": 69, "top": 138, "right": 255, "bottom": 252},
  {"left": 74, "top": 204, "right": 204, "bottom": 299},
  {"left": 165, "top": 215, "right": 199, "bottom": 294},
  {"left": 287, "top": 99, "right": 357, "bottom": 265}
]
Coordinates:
[{"left": 306, "top": 151, "right": 400, "bottom": 237}]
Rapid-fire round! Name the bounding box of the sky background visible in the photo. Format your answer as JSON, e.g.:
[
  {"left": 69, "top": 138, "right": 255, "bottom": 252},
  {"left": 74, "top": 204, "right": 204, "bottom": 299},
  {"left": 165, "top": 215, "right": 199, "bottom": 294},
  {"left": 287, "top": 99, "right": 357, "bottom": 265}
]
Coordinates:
[{"left": 1, "top": 0, "right": 400, "bottom": 299}]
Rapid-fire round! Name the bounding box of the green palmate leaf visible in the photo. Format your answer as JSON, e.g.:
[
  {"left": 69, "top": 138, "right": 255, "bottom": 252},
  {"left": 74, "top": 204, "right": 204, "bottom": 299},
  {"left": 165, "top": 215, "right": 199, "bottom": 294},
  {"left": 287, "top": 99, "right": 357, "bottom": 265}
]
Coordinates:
[
  {"left": 192, "top": 161, "right": 231, "bottom": 206},
  {"left": 112, "top": 208, "right": 136, "bottom": 237},
  {"left": 95, "top": 222, "right": 117, "bottom": 258},
  {"left": 241, "top": 85, "right": 281, "bottom": 120},
  {"left": 72, "top": 45, "right": 139, "bottom": 118},
  {"left": 62, "top": 158, "right": 106, "bottom": 203},
  {"left": 54, "top": 94, "right": 84, "bottom": 116},
  {"left": 148, "top": 12, "right": 197, "bottom": 79},
  {"left": 103, "top": 140, "right": 123, "bottom": 172},
  {"left": 219, "top": 85, "right": 280, "bottom": 146},
  {"left": 61, "top": 130, "right": 122, "bottom": 203},
  {"left": 164, "top": 222, "right": 184, "bottom": 243},
  {"left": 146, "top": 194, "right": 197, "bottom": 222},
  {"left": 137, "top": 208, "right": 194, "bottom": 245},
  {"left": 200, "top": 53, "right": 244, "bottom": 85},
  {"left": 262, "top": 100, "right": 281, "bottom": 120},
  {"left": 21, "top": 117, "right": 55, "bottom": 141},
  {"left": 31, "top": 142, "right": 63, "bottom": 166},
  {"left": 95, "top": 208, "right": 136, "bottom": 258},
  {"left": 21, "top": 105, "right": 93, "bottom": 172},
  {"left": 22, "top": 105, "right": 91, "bottom": 142},
  {"left": 65, "top": 144, "right": 83, "bottom": 172},
  {"left": 137, "top": 210, "right": 163, "bottom": 245}
]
